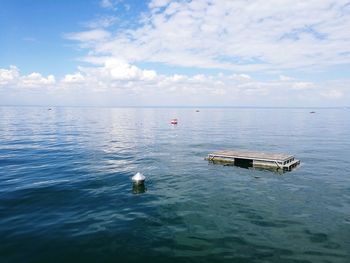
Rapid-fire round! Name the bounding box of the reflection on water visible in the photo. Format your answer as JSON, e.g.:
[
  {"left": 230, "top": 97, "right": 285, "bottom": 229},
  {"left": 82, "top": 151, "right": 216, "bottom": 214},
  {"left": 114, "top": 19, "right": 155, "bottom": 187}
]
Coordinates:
[
  {"left": 0, "top": 107, "right": 349, "bottom": 263},
  {"left": 132, "top": 183, "right": 147, "bottom": 194},
  {"left": 209, "top": 160, "right": 289, "bottom": 174}
]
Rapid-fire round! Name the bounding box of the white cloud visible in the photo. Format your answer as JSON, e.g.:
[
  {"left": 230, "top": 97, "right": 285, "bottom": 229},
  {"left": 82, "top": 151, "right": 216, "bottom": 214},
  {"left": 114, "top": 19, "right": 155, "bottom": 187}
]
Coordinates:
[
  {"left": 169, "top": 74, "right": 185, "bottom": 82},
  {"left": 67, "top": 0, "right": 350, "bottom": 72},
  {"left": 65, "top": 29, "right": 110, "bottom": 42},
  {"left": 78, "top": 58, "right": 157, "bottom": 81},
  {"left": 142, "top": 69, "right": 157, "bottom": 81},
  {"left": 0, "top": 64, "right": 348, "bottom": 106},
  {"left": 84, "top": 16, "right": 118, "bottom": 28},
  {"left": 229, "top": 74, "right": 252, "bottom": 81},
  {"left": 100, "top": 0, "right": 114, "bottom": 9},
  {"left": 321, "top": 89, "right": 343, "bottom": 99},
  {"left": 0, "top": 67, "right": 55, "bottom": 88},
  {"left": 3, "top": 1, "right": 350, "bottom": 107},
  {"left": 149, "top": 0, "right": 171, "bottom": 9},
  {"left": 0, "top": 66, "right": 19, "bottom": 85},
  {"left": 21, "top": 73, "right": 55, "bottom": 87},
  {"left": 279, "top": 75, "right": 293, "bottom": 81},
  {"left": 62, "top": 72, "right": 85, "bottom": 83},
  {"left": 291, "top": 82, "right": 315, "bottom": 90},
  {"left": 100, "top": 0, "right": 127, "bottom": 10},
  {"left": 107, "top": 59, "right": 146, "bottom": 80}
]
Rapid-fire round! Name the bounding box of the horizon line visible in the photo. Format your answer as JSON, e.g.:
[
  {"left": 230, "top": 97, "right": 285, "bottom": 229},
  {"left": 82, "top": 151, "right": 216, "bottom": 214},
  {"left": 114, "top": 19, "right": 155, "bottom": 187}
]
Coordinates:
[{"left": 0, "top": 104, "right": 349, "bottom": 109}]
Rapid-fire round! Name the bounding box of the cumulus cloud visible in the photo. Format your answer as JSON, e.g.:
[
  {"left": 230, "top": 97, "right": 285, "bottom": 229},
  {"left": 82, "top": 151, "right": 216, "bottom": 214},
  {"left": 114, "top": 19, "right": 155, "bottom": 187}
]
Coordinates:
[
  {"left": 0, "top": 67, "right": 55, "bottom": 88},
  {"left": 0, "top": 64, "right": 348, "bottom": 106},
  {"left": 21, "top": 73, "right": 56, "bottom": 87},
  {"left": 0, "top": 66, "right": 20, "bottom": 85},
  {"left": 73, "top": 58, "right": 158, "bottom": 85},
  {"left": 104, "top": 58, "right": 157, "bottom": 80}
]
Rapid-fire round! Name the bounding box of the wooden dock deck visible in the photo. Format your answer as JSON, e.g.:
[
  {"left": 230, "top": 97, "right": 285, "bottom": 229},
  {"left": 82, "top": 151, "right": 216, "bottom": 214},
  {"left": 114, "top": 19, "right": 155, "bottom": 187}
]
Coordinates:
[{"left": 206, "top": 150, "right": 300, "bottom": 172}]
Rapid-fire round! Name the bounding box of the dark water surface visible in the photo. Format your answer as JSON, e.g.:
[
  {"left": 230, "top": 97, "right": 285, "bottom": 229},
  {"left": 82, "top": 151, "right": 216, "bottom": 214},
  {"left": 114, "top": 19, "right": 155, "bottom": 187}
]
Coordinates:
[{"left": 0, "top": 107, "right": 349, "bottom": 262}]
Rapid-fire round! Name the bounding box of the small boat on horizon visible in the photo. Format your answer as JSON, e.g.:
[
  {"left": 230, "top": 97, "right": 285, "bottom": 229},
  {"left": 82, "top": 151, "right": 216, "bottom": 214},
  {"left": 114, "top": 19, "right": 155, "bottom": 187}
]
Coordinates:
[{"left": 171, "top": 118, "right": 178, "bottom": 124}]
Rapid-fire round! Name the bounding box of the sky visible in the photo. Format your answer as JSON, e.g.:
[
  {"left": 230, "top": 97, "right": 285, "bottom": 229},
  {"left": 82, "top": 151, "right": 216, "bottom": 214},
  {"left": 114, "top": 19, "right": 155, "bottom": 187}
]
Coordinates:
[{"left": 0, "top": 0, "right": 350, "bottom": 107}]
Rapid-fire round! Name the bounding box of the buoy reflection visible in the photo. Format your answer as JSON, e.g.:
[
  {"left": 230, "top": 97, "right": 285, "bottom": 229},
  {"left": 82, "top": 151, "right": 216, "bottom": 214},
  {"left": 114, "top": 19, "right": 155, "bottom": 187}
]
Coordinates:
[{"left": 132, "top": 182, "right": 147, "bottom": 194}]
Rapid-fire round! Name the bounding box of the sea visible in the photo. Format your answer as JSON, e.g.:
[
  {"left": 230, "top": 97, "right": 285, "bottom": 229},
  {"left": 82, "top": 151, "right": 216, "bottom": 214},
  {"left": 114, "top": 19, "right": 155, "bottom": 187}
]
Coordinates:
[{"left": 0, "top": 106, "right": 349, "bottom": 263}]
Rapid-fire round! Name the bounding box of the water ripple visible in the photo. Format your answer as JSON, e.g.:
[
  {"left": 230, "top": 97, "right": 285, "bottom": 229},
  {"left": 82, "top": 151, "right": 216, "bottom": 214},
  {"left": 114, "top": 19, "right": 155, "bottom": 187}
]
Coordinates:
[{"left": 0, "top": 107, "right": 349, "bottom": 262}]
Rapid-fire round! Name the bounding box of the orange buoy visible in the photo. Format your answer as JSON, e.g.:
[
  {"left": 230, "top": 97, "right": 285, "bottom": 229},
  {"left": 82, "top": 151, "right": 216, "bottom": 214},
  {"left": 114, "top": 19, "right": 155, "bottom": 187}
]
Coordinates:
[{"left": 171, "top": 118, "right": 178, "bottom": 124}]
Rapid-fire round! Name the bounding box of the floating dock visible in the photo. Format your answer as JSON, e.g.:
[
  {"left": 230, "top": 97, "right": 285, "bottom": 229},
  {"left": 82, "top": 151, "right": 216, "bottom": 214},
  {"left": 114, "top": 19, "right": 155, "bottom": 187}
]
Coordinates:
[{"left": 206, "top": 150, "right": 300, "bottom": 172}]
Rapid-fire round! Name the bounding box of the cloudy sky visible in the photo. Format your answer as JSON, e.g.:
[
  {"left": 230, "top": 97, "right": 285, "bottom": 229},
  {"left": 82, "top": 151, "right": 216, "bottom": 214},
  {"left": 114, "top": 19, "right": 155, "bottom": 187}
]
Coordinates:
[{"left": 1, "top": 0, "right": 350, "bottom": 107}]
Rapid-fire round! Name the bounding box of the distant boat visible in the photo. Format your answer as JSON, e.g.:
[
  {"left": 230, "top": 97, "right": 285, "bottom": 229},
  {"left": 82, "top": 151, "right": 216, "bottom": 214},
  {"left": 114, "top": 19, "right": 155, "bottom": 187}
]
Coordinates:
[
  {"left": 196, "top": 110, "right": 200, "bottom": 112},
  {"left": 310, "top": 111, "right": 316, "bottom": 114},
  {"left": 171, "top": 118, "right": 178, "bottom": 124}
]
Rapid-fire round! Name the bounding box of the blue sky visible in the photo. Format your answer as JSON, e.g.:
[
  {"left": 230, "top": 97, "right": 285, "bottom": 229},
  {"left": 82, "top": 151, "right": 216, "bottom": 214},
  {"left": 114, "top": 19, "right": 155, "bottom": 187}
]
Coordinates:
[
  {"left": 0, "top": 0, "right": 146, "bottom": 76},
  {"left": 1, "top": 0, "right": 350, "bottom": 106}
]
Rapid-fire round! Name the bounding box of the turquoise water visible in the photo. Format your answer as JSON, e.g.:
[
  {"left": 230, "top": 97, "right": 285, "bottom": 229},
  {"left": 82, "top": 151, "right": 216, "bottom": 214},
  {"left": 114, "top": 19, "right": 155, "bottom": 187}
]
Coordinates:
[{"left": 0, "top": 107, "right": 349, "bottom": 262}]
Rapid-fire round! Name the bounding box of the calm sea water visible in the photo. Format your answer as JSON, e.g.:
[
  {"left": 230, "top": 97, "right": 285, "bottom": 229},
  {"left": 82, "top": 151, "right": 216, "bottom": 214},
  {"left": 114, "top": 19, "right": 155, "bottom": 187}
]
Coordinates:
[{"left": 0, "top": 106, "right": 349, "bottom": 263}]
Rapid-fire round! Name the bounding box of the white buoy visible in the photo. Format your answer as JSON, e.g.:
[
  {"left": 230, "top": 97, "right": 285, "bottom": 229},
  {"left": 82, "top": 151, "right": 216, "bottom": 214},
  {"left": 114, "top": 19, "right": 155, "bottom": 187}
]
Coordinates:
[{"left": 132, "top": 172, "right": 145, "bottom": 185}]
